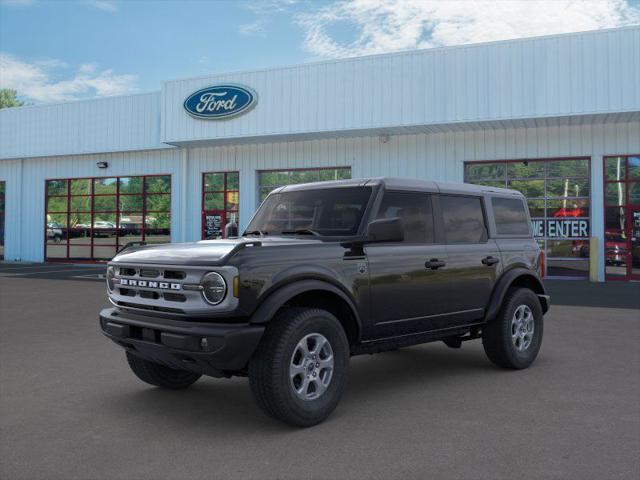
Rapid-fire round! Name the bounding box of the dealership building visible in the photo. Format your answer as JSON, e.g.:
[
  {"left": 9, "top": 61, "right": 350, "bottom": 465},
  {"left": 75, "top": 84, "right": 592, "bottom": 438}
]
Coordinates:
[{"left": 1, "top": 26, "right": 639, "bottom": 281}]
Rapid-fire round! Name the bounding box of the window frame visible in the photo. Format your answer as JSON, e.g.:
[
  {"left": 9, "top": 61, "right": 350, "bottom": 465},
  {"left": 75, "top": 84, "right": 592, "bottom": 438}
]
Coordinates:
[{"left": 44, "top": 174, "right": 171, "bottom": 262}]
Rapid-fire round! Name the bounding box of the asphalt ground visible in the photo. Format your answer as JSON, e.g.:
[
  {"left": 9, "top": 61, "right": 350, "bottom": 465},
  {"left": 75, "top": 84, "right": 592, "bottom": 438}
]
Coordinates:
[{"left": 0, "top": 263, "right": 638, "bottom": 480}]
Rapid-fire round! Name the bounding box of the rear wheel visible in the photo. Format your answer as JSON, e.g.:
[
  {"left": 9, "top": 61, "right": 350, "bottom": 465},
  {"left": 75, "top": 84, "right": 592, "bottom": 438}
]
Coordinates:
[
  {"left": 126, "top": 352, "right": 201, "bottom": 389},
  {"left": 482, "top": 288, "right": 543, "bottom": 369},
  {"left": 249, "top": 308, "right": 349, "bottom": 427}
]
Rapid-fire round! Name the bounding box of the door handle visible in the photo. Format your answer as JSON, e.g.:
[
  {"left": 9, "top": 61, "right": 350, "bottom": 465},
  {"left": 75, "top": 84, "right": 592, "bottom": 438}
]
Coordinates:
[
  {"left": 482, "top": 256, "right": 500, "bottom": 266},
  {"left": 425, "top": 259, "right": 446, "bottom": 270}
]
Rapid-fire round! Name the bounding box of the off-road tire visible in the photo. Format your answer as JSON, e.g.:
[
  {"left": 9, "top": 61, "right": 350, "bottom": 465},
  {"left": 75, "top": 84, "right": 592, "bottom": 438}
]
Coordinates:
[
  {"left": 249, "top": 307, "right": 350, "bottom": 427},
  {"left": 482, "top": 287, "right": 544, "bottom": 369},
  {"left": 126, "top": 352, "right": 201, "bottom": 389}
]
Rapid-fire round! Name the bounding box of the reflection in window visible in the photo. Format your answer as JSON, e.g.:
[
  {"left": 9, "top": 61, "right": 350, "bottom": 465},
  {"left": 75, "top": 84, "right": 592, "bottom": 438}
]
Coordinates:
[
  {"left": 491, "top": 197, "right": 530, "bottom": 235},
  {"left": 45, "top": 175, "right": 171, "bottom": 261},
  {"left": 441, "top": 195, "right": 487, "bottom": 244},
  {"left": 258, "top": 167, "right": 351, "bottom": 202},
  {"left": 246, "top": 186, "right": 370, "bottom": 236},
  {"left": 605, "top": 183, "right": 625, "bottom": 206},
  {"left": 604, "top": 157, "right": 626, "bottom": 181},
  {"left": 376, "top": 192, "right": 434, "bottom": 243}
]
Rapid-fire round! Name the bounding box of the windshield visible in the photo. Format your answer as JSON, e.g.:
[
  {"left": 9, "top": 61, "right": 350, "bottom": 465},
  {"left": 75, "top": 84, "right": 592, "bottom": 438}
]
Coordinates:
[{"left": 246, "top": 186, "right": 372, "bottom": 237}]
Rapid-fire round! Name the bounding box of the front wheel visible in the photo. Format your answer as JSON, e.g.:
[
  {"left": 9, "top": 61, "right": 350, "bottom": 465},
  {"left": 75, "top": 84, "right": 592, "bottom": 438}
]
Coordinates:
[
  {"left": 126, "top": 352, "right": 201, "bottom": 389},
  {"left": 249, "top": 308, "right": 349, "bottom": 427},
  {"left": 482, "top": 288, "right": 544, "bottom": 369}
]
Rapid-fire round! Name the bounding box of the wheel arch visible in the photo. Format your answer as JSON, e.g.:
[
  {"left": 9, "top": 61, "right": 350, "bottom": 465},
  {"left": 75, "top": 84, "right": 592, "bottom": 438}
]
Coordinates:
[
  {"left": 485, "top": 268, "right": 549, "bottom": 322},
  {"left": 249, "top": 279, "right": 362, "bottom": 345}
]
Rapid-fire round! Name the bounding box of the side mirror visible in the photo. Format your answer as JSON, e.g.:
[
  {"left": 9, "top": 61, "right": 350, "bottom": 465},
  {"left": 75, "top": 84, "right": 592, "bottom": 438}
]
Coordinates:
[{"left": 366, "top": 217, "right": 404, "bottom": 243}]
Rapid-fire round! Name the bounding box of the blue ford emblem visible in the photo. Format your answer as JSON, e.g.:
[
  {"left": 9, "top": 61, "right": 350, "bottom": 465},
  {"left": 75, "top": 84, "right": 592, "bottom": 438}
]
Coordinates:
[{"left": 183, "top": 84, "right": 257, "bottom": 119}]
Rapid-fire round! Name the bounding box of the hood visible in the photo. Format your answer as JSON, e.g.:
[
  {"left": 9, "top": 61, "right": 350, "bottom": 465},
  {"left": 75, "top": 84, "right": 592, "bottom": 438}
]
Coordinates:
[{"left": 111, "top": 236, "right": 324, "bottom": 266}]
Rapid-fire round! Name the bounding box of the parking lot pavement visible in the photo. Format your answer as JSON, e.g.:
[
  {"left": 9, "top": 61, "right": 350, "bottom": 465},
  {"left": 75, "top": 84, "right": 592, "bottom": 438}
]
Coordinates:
[
  {"left": 0, "top": 272, "right": 638, "bottom": 480},
  {"left": 0, "top": 263, "right": 106, "bottom": 281}
]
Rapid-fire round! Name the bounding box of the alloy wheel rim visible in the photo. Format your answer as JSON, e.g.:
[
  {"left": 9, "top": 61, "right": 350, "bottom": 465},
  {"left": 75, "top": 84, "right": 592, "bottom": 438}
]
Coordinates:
[
  {"left": 511, "top": 304, "right": 535, "bottom": 352},
  {"left": 289, "top": 333, "right": 334, "bottom": 401}
]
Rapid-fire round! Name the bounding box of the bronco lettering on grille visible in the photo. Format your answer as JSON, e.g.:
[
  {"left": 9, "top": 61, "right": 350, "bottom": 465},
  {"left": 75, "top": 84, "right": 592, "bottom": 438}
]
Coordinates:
[{"left": 119, "top": 278, "right": 181, "bottom": 290}]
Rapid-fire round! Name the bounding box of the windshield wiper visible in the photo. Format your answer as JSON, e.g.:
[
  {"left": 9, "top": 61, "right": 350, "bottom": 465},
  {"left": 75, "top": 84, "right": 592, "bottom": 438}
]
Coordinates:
[
  {"left": 243, "top": 230, "right": 268, "bottom": 237},
  {"left": 280, "top": 228, "right": 321, "bottom": 236}
]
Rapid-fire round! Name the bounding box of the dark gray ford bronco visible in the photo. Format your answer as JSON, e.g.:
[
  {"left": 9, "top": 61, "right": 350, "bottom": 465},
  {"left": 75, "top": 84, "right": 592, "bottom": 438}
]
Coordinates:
[{"left": 100, "top": 177, "right": 549, "bottom": 426}]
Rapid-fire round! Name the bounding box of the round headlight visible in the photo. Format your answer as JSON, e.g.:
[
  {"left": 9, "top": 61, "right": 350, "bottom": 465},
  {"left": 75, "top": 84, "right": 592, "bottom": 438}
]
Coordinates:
[
  {"left": 202, "top": 272, "right": 227, "bottom": 305},
  {"left": 106, "top": 266, "right": 115, "bottom": 292}
]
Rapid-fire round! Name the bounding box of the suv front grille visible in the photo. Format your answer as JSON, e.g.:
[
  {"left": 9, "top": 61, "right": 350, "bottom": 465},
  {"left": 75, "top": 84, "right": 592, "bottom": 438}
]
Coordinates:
[{"left": 109, "top": 263, "right": 238, "bottom": 316}]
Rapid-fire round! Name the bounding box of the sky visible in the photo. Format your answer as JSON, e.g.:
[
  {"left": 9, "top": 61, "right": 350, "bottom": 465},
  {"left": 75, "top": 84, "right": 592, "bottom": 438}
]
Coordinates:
[{"left": 1, "top": 0, "right": 639, "bottom": 104}]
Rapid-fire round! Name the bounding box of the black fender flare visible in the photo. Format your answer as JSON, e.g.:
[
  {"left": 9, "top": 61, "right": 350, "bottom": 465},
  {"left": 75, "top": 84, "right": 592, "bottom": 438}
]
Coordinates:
[
  {"left": 485, "top": 268, "right": 549, "bottom": 322},
  {"left": 249, "top": 278, "right": 362, "bottom": 337}
]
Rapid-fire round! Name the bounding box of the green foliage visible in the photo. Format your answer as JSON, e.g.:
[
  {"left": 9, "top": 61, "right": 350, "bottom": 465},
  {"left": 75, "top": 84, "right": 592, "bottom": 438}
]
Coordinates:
[{"left": 0, "top": 89, "right": 24, "bottom": 109}]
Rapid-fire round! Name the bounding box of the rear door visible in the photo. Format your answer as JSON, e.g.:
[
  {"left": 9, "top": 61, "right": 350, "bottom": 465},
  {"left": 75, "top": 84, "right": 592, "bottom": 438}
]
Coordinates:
[
  {"left": 439, "top": 194, "right": 501, "bottom": 322},
  {"left": 365, "top": 191, "right": 450, "bottom": 339}
]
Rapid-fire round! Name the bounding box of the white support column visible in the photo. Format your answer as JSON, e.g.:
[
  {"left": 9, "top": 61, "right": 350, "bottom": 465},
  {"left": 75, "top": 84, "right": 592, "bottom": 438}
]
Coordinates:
[
  {"left": 590, "top": 154, "right": 605, "bottom": 282},
  {"left": 179, "top": 148, "right": 189, "bottom": 242},
  {"left": 17, "top": 158, "right": 23, "bottom": 261},
  {"left": 239, "top": 167, "right": 257, "bottom": 233}
]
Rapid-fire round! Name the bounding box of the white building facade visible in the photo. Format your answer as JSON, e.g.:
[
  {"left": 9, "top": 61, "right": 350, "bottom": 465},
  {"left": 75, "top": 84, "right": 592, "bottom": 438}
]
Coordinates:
[{"left": 1, "top": 27, "right": 639, "bottom": 281}]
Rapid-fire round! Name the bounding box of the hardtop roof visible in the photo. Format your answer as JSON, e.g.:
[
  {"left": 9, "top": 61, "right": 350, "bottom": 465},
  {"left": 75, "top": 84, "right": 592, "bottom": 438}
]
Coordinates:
[{"left": 276, "top": 177, "right": 523, "bottom": 197}]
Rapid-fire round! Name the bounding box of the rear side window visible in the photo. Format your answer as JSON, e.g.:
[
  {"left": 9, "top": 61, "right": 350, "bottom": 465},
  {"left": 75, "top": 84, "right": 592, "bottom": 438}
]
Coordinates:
[
  {"left": 492, "top": 197, "right": 530, "bottom": 235},
  {"left": 440, "top": 195, "right": 487, "bottom": 244},
  {"left": 376, "top": 191, "right": 434, "bottom": 243}
]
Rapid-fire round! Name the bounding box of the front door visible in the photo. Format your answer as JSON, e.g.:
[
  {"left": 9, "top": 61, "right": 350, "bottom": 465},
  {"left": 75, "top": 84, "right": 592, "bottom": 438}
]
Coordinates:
[{"left": 365, "top": 191, "right": 451, "bottom": 339}]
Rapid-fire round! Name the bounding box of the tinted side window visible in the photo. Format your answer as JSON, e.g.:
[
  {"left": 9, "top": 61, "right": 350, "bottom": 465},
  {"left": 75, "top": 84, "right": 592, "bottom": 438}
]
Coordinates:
[
  {"left": 440, "top": 195, "right": 487, "bottom": 243},
  {"left": 492, "top": 197, "right": 530, "bottom": 235},
  {"left": 376, "top": 192, "right": 434, "bottom": 243}
]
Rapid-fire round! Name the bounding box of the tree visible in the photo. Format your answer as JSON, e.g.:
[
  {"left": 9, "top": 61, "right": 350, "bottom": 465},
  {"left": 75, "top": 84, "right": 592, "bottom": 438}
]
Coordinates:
[{"left": 0, "top": 89, "right": 24, "bottom": 109}]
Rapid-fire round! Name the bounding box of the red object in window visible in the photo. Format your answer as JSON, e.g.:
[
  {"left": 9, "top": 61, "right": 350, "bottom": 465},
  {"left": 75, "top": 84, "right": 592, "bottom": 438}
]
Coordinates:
[
  {"left": 553, "top": 207, "right": 585, "bottom": 217},
  {"left": 538, "top": 250, "right": 545, "bottom": 279}
]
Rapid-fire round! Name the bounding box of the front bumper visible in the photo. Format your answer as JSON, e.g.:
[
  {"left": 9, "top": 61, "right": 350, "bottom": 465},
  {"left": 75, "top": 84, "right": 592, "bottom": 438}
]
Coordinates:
[{"left": 99, "top": 307, "right": 264, "bottom": 377}]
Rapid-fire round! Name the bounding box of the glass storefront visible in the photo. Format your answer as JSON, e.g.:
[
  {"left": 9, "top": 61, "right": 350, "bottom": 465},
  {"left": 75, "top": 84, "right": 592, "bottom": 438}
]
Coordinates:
[
  {"left": 257, "top": 167, "right": 352, "bottom": 203},
  {"left": 603, "top": 155, "right": 640, "bottom": 280},
  {"left": 0, "top": 181, "right": 5, "bottom": 260},
  {"left": 465, "top": 158, "right": 591, "bottom": 278},
  {"left": 201, "top": 171, "right": 239, "bottom": 239},
  {"left": 45, "top": 175, "right": 171, "bottom": 261}
]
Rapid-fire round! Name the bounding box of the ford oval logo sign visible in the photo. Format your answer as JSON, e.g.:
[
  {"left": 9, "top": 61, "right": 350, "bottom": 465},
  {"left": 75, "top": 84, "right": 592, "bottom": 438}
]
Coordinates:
[{"left": 183, "top": 84, "right": 257, "bottom": 120}]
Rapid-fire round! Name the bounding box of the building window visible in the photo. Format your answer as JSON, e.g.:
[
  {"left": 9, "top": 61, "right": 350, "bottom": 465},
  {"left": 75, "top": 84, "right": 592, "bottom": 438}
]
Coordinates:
[
  {"left": 0, "top": 181, "right": 5, "bottom": 260},
  {"left": 603, "top": 155, "right": 640, "bottom": 281},
  {"left": 45, "top": 175, "right": 171, "bottom": 261},
  {"left": 465, "top": 158, "right": 591, "bottom": 278},
  {"left": 202, "top": 171, "right": 239, "bottom": 239},
  {"left": 257, "top": 167, "right": 352, "bottom": 203}
]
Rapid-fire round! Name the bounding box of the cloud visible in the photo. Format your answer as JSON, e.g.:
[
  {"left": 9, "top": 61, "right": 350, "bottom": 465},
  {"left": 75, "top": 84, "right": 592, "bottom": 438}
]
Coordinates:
[
  {"left": 83, "top": 0, "right": 118, "bottom": 12},
  {"left": 242, "top": 0, "right": 299, "bottom": 15},
  {"left": 297, "top": 0, "right": 640, "bottom": 58},
  {"left": 0, "top": 53, "right": 138, "bottom": 103},
  {"left": 238, "top": 19, "right": 266, "bottom": 36}
]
